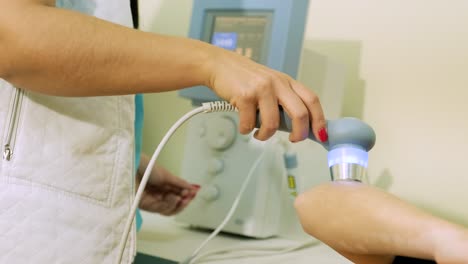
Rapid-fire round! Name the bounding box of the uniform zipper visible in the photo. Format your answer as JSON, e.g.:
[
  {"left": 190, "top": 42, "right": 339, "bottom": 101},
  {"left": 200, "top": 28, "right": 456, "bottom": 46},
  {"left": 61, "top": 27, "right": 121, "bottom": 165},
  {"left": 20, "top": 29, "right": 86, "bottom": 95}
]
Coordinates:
[{"left": 3, "top": 88, "right": 24, "bottom": 161}]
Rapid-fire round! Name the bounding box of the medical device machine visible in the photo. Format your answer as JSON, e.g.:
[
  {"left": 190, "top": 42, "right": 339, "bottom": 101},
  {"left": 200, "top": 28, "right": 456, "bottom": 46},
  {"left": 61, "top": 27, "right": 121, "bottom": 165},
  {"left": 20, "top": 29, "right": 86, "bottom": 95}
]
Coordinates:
[
  {"left": 175, "top": 0, "right": 376, "bottom": 238},
  {"left": 177, "top": 0, "right": 310, "bottom": 239}
]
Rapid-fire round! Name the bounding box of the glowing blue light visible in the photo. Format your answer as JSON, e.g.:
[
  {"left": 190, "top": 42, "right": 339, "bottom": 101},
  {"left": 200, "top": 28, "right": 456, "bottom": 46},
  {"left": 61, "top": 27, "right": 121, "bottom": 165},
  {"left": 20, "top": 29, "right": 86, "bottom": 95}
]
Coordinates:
[{"left": 327, "top": 146, "right": 368, "bottom": 168}]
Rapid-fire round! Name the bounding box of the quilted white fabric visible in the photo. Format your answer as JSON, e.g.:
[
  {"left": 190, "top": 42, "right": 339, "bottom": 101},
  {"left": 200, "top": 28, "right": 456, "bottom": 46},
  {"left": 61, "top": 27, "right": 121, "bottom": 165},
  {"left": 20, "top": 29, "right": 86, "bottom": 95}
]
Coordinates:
[{"left": 0, "top": 1, "right": 136, "bottom": 263}]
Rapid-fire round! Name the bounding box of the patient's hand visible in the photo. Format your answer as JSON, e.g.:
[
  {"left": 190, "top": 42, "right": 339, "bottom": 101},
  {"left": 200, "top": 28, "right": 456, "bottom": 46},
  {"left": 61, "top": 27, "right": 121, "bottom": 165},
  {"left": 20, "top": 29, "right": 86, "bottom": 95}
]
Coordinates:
[
  {"left": 294, "top": 181, "right": 468, "bottom": 264},
  {"left": 136, "top": 153, "right": 199, "bottom": 216}
]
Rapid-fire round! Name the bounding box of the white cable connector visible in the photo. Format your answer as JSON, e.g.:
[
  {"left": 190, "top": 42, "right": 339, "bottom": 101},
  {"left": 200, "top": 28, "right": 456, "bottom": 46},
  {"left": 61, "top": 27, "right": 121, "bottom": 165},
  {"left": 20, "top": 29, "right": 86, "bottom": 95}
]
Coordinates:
[
  {"left": 202, "top": 101, "right": 238, "bottom": 113},
  {"left": 283, "top": 148, "right": 299, "bottom": 198},
  {"left": 275, "top": 138, "right": 300, "bottom": 198}
]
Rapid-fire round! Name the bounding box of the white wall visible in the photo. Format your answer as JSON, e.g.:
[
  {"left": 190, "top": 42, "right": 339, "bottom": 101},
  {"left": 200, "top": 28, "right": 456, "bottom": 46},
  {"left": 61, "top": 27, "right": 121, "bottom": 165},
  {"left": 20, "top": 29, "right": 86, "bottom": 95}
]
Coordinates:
[{"left": 139, "top": 0, "right": 468, "bottom": 226}]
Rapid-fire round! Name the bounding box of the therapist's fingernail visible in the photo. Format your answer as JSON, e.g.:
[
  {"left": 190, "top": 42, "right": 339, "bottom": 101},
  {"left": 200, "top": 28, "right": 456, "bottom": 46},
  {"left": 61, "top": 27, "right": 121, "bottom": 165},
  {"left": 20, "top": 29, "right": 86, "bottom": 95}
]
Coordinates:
[
  {"left": 318, "top": 127, "right": 328, "bottom": 142},
  {"left": 192, "top": 184, "right": 201, "bottom": 190}
]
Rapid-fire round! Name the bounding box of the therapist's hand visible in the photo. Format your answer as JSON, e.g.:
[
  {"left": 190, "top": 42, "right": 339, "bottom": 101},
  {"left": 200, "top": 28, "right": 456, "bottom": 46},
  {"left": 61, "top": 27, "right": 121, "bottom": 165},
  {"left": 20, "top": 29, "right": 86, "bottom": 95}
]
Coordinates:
[
  {"left": 205, "top": 48, "right": 327, "bottom": 143},
  {"left": 136, "top": 153, "right": 199, "bottom": 216}
]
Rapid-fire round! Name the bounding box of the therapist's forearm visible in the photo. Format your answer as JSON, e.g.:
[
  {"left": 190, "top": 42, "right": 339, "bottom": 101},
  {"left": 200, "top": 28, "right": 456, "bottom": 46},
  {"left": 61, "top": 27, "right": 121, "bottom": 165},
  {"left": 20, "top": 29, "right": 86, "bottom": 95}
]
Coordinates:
[
  {"left": 294, "top": 182, "right": 468, "bottom": 263},
  {"left": 0, "top": 1, "right": 216, "bottom": 96}
]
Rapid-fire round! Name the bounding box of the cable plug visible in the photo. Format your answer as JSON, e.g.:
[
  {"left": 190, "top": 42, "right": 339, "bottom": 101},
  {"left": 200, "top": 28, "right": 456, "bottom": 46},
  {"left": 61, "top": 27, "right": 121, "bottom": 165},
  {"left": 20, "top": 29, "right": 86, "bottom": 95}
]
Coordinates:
[{"left": 202, "top": 101, "right": 237, "bottom": 113}]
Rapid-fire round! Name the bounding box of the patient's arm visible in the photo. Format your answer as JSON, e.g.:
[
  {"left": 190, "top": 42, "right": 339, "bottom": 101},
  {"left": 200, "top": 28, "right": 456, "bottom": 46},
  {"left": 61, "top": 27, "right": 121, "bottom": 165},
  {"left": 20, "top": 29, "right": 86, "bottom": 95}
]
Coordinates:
[{"left": 294, "top": 181, "right": 468, "bottom": 264}]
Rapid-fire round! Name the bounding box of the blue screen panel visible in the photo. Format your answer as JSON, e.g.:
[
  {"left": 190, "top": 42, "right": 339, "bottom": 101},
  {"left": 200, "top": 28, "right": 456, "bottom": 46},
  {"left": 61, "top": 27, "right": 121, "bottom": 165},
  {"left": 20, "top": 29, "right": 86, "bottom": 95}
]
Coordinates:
[{"left": 211, "top": 32, "right": 238, "bottom": 50}]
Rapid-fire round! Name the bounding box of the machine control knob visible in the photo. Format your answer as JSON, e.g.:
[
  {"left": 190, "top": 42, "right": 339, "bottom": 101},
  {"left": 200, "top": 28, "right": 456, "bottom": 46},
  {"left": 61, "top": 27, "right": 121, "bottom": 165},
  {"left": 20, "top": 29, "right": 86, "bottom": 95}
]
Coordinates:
[
  {"left": 205, "top": 116, "right": 237, "bottom": 150},
  {"left": 200, "top": 185, "right": 220, "bottom": 201},
  {"left": 208, "top": 158, "right": 224, "bottom": 175}
]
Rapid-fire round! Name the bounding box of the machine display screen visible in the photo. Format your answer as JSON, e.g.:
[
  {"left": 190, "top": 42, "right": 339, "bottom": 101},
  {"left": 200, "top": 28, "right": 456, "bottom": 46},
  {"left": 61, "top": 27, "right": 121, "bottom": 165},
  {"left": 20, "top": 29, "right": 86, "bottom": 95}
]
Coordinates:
[{"left": 205, "top": 12, "right": 272, "bottom": 64}]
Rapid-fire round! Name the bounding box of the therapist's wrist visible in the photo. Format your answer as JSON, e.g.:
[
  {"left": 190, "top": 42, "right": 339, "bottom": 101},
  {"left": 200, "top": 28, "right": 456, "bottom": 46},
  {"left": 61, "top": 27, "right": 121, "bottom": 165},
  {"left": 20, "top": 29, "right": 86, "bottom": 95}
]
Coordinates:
[{"left": 192, "top": 39, "right": 225, "bottom": 89}]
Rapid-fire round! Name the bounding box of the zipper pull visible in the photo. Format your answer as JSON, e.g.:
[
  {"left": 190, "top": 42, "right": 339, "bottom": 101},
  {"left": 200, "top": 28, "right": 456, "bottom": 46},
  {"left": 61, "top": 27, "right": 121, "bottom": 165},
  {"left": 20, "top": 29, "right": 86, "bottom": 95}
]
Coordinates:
[{"left": 3, "top": 144, "right": 12, "bottom": 161}]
